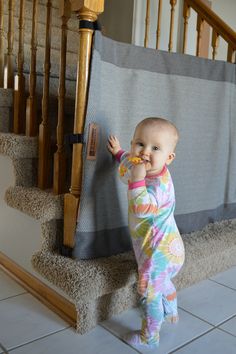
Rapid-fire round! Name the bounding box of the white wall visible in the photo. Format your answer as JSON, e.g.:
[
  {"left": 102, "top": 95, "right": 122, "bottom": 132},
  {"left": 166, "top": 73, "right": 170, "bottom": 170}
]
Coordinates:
[
  {"left": 99, "top": 0, "right": 134, "bottom": 43},
  {"left": 0, "top": 155, "right": 42, "bottom": 273},
  {"left": 132, "top": 0, "right": 182, "bottom": 51},
  {"left": 0, "top": 155, "right": 71, "bottom": 299}
]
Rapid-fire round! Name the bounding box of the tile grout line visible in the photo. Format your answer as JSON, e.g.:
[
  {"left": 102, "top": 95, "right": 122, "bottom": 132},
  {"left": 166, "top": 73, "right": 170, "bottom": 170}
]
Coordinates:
[
  {"left": 0, "top": 292, "right": 28, "bottom": 302},
  {"left": 5, "top": 326, "right": 71, "bottom": 353},
  {"left": 208, "top": 278, "right": 236, "bottom": 292},
  {"left": 177, "top": 307, "right": 215, "bottom": 327},
  {"left": 216, "top": 326, "right": 236, "bottom": 339},
  {"left": 0, "top": 342, "right": 9, "bottom": 354},
  {"left": 178, "top": 306, "right": 236, "bottom": 328},
  {"left": 168, "top": 327, "right": 216, "bottom": 354},
  {"left": 214, "top": 313, "right": 236, "bottom": 327},
  {"left": 99, "top": 324, "right": 142, "bottom": 354}
]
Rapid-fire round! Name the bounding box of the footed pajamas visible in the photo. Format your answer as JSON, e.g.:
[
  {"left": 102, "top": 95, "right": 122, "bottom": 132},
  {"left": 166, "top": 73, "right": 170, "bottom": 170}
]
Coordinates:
[{"left": 116, "top": 150, "right": 185, "bottom": 346}]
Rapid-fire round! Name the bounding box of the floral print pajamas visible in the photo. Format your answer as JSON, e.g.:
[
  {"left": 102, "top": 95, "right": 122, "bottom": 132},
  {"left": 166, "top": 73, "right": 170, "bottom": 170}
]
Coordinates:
[{"left": 117, "top": 151, "right": 185, "bottom": 345}]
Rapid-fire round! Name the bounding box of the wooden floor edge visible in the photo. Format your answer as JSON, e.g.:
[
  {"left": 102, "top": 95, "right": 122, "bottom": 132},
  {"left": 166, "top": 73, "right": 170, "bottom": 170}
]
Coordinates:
[{"left": 0, "top": 251, "right": 77, "bottom": 327}]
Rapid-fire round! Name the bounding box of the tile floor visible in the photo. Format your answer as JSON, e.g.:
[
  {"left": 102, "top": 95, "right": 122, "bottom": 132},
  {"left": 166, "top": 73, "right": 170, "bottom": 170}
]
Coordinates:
[{"left": 1, "top": 266, "right": 236, "bottom": 354}]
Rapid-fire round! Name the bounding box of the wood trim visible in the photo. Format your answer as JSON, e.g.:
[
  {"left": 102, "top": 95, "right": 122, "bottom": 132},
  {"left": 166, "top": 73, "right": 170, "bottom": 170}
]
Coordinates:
[
  {"left": 197, "top": 0, "right": 211, "bottom": 59},
  {"left": 185, "top": 0, "right": 236, "bottom": 49},
  {"left": 0, "top": 251, "right": 77, "bottom": 327}
]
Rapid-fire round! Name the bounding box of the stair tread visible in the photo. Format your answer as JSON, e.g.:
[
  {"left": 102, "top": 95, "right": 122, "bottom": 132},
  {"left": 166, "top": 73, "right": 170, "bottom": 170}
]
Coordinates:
[
  {"left": 31, "top": 218, "right": 236, "bottom": 302},
  {"left": 0, "top": 133, "right": 38, "bottom": 159},
  {"left": 5, "top": 186, "right": 63, "bottom": 221}
]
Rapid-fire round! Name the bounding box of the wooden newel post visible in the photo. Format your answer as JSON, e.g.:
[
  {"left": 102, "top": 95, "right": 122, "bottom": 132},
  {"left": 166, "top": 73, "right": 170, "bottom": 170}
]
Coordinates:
[{"left": 63, "top": 0, "right": 104, "bottom": 248}]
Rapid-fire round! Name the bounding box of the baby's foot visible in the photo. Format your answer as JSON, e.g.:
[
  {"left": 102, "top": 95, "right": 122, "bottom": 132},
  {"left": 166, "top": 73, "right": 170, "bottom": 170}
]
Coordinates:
[
  {"left": 165, "top": 314, "right": 179, "bottom": 324},
  {"left": 123, "top": 330, "right": 159, "bottom": 350}
]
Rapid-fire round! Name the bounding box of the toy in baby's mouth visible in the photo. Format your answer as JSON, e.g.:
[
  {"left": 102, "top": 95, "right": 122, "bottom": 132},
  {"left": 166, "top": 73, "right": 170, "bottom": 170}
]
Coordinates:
[{"left": 118, "top": 156, "right": 142, "bottom": 184}]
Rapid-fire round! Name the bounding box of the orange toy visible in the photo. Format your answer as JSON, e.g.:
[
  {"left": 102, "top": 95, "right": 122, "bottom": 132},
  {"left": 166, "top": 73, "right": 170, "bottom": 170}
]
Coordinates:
[{"left": 128, "top": 157, "right": 142, "bottom": 165}]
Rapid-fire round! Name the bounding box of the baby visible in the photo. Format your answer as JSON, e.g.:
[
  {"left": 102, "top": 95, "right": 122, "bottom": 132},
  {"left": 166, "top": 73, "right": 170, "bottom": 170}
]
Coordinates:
[{"left": 107, "top": 117, "right": 185, "bottom": 349}]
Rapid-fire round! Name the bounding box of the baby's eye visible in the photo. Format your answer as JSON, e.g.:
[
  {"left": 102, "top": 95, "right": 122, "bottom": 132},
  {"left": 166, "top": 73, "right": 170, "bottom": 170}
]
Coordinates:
[
  {"left": 137, "top": 142, "right": 144, "bottom": 147},
  {"left": 152, "top": 146, "right": 160, "bottom": 151}
]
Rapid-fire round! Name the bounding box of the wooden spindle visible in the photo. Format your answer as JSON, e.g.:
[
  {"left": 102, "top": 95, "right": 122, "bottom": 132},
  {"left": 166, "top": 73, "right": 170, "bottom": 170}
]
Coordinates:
[
  {"left": 13, "top": 0, "right": 26, "bottom": 134},
  {"left": 0, "top": 0, "right": 4, "bottom": 87},
  {"left": 144, "top": 0, "right": 150, "bottom": 48},
  {"left": 38, "top": 0, "right": 52, "bottom": 189},
  {"left": 64, "top": 0, "right": 104, "bottom": 248},
  {"left": 26, "top": 0, "right": 38, "bottom": 137},
  {"left": 5, "top": 0, "right": 15, "bottom": 88},
  {"left": 227, "top": 45, "right": 235, "bottom": 63},
  {"left": 53, "top": 0, "right": 71, "bottom": 195},
  {"left": 196, "top": 15, "right": 204, "bottom": 57},
  {"left": 168, "top": 0, "right": 177, "bottom": 52},
  {"left": 211, "top": 30, "right": 219, "bottom": 60},
  {"left": 156, "top": 0, "right": 162, "bottom": 50},
  {"left": 182, "top": 1, "right": 190, "bottom": 54}
]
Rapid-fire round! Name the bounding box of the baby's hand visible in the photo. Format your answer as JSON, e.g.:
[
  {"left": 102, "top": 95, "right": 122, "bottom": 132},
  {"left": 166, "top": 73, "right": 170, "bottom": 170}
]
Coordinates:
[
  {"left": 130, "top": 162, "right": 146, "bottom": 182},
  {"left": 107, "top": 135, "right": 121, "bottom": 156}
]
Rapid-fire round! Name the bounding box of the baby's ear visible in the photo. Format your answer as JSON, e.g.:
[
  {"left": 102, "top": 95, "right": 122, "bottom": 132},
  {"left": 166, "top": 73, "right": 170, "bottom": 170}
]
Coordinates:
[{"left": 166, "top": 152, "right": 176, "bottom": 165}]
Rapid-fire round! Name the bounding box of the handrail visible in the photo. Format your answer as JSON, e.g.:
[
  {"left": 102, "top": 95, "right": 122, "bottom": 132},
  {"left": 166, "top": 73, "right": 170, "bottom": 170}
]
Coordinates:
[{"left": 185, "top": 0, "right": 236, "bottom": 50}]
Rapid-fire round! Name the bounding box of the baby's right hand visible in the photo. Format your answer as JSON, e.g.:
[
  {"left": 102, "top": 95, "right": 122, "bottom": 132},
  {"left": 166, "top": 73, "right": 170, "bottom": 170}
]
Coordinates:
[
  {"left": 107, "top": 135, "right": 121, "bottom": 156},
  {"left": 130, "top": 161, "right": 146, "bottom": 182}
]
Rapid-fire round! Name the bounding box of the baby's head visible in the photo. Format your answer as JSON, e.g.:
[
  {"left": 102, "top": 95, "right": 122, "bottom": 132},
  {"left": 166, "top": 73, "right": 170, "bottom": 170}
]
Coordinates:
[{"left": 131, "top": 117, "right": 179, "bottom": 175}]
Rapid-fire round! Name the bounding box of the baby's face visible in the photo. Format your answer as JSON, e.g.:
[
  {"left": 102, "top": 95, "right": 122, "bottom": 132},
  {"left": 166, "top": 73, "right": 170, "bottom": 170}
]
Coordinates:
[{"left": 130, "top": 124, "right": 175, "bottom": 175}]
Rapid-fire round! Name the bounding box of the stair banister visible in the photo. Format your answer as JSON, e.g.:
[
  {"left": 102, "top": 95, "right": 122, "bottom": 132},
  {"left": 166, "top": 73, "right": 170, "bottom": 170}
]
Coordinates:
[
  {"left": 26, "top": 0, "right": 39, "bottom": 137},
  {"left": 184, "top": 0, "right": 236, "bottom": 61},
  {"left": 53, "top": 0, "right": 71, "bottom": 195},
  {"left": 38, "top": 0, "right": 52, "bottom": 189},
  {"left": 0, "top": 0, "right": 3, "bottom": 87},
  {"left": 63, "top": 0, "right": 104, "bottom": 248},
  {"left": 5, "top": 0, "right": 15, "bottom": 89},
  {"left": 144, "top": 0, "right": 150, "bottom": 48},
  {"left": 13, "top": 0, "right": 26, "bottom": 134}
]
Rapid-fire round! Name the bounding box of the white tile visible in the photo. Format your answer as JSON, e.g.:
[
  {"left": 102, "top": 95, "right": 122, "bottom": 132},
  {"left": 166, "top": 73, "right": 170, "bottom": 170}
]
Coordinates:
[
  {"left": 173, "top": 329, "right": 236, "bottom": 354},
  {"left": 0, "top": 343, "right": 7, "bottom": 354},
  {"left": 102, "top": 307, "right": 212, "bottom": 354},
  {"left": 178, "top": 279, "right": 236, "bottom": 326},
  {"left": 219, "top": 316, "right": 236, "bottom": 337},
  {"left": 9, "top": 326, "right": 137, "bottom": 354},
  {"left": 0, "top": 270, "right": 26, "bottom": 300},
  {"left": 210, "top": 266, "right": 236, "bottom": 290},
  {"left": 0, "top": 293, "right": 68, "bottom": 351}
]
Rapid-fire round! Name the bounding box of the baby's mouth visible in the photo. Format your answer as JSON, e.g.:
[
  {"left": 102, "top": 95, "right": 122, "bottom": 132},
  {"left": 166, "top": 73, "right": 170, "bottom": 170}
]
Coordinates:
[{"left": 141, "top": 158, "right": 150, "bottom": 164}]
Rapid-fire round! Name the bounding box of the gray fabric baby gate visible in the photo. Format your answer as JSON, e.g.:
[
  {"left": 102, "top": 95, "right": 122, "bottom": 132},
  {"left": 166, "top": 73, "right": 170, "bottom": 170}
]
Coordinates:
[{"left": 72, "top": 31, "right": 236, "bottom": 260}]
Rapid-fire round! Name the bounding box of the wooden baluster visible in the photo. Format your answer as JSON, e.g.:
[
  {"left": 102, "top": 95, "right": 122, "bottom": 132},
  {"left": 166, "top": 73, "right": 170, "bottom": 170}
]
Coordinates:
[
  {"left": 211, "top": 30, "right": 219, "bottom": 60},
  {"left": 182, "top": 1, "right": 190, "bottom": 54},
  {"left": 227, "top": 45, "right": 235, "bottom": 63},
  {"left": 0, "top": 0, "right": 4, "bottom": 87},
  {"left": 53, "top": 0, "right": 71, "bottom": 195},
  {"left": 5, "top": 0, "right": 15, "bottom": 89},
  {"left": 168, "top": 0, "right": 177, "bottom": 52},
  {"left": 196, "top": 15, "right": 204, "bottom": 56},
  {"left": 13, "top": 0, "right": 26, "bottom": 134},
  {"left": 144, "top": 0, "right": 150, "bottom": 48},
  {"left": 156, "top": 0, "right": 162, "bottom": 49},
  {"left": 26, "top": 0, "right": 38, "bottom": 137},
  {"left": 38, "top": 0, "right": 52, "bottom": 189},
  {"left": 64, "top": 0, "right": 104, "bottom": 249}
]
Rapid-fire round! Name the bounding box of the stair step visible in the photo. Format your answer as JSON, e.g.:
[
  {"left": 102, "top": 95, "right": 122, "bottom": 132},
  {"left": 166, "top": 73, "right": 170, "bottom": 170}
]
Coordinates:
[
  {"left": 0, "top": 132, "right": 38, "bottom": 158},
  {"left": 5, "top": 186, "right": 63, "bottom": 221},
  {"left": 31, "top": 218, "right": 236, "bottom": 332}
]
